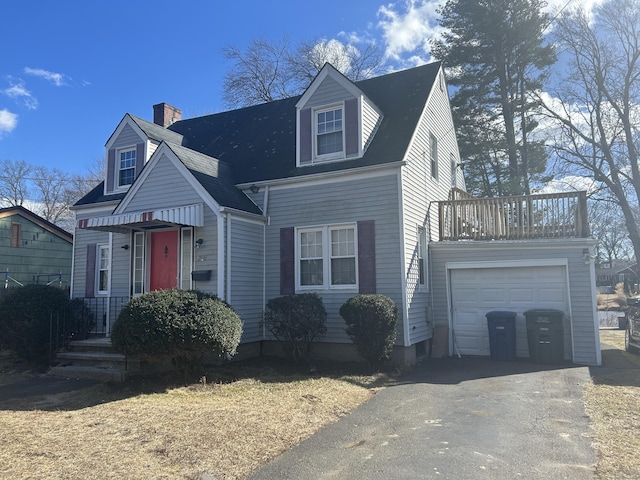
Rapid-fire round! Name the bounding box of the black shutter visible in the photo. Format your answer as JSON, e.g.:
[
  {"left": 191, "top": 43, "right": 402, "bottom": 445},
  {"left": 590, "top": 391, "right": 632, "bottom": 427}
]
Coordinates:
[
  {"left": 358, "top": 220, "right": 376, "bottom": 294},
  {"left": 345, "top": 98, "right": 359, "bottom": 156},
  {"left": 299, "top": 108, "right": 312, "bottom": 164},
  {"left": 135, "top": 142, "right": 145, "bottom": 178},
  {"left": 85, "top": 244, "right": 96, "bottom": 297},
  {"left": 106, "top": 149, "right": 115, "bottom": 192},
  {"left": 280, "top": 227, "right": 295, "bottom": 295}
]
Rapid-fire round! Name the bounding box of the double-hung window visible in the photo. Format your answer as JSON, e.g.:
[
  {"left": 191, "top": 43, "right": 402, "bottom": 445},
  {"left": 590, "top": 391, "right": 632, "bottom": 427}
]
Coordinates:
[
  {"left": 118, "top": 147, "right": 136, "bottom": 187},
  {"left": 430, "top": 133, "right": 438, "bottom": 180},
  {"left": 418, "top": 227, "right": 427, "bottom": 288},
  {"left": 298, "top": 224, "right": 356, "bottom": 290},
  {"left": 316, "top": 106, "right": 343, "bottom": 158},
  {"left": 97, "top": 244, "right": 110, "bottom": 294}
]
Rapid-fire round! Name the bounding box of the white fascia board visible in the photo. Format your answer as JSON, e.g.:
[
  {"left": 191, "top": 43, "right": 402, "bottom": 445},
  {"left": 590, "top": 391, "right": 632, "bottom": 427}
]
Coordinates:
[
  {"left": 105, "top": 114, "right": 147, "bottom": 150},
  {"left": 433, "top": 238, "right": 598, "bottom": 252},
  {"left": 296, "top": 64, "right": 364, "bottom": 109},
  {"left": 71, "top": 201, "right": 120, "bottom": 215},
  {"left": 236, "top": 161, "right": 405, "bottom": 192},
  {"left": 445, "top": 258, "right": 570, "bottom": 271},
  {"left": 113, "top": 142, "right": 222, "bottom": 216},
  {"left": 218, "top": 206, "right": 266, "bottom": 224}
]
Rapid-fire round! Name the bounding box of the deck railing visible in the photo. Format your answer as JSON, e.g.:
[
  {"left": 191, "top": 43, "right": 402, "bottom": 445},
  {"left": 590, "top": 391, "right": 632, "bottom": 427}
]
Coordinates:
[
  {"left": 71, "top": 296, "right": 131, "bottom": 335},
  {"left": 438, "top": 191, "right": 589, "bottom": 241}
]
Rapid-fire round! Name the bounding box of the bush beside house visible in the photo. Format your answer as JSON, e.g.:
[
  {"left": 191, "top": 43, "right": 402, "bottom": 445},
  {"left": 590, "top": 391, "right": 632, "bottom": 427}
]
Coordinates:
[
  {"left": 340, "top": 294, "right": 398, "bottom": 371},
  {"left": 0, "top": 284, "right": 93, "bottom": 367},
  {"left": 110, "top": 289, "right": 243, "bottom": 376},
  {"left": 263, "top": 293, "right": 327, "bottom": 363}
]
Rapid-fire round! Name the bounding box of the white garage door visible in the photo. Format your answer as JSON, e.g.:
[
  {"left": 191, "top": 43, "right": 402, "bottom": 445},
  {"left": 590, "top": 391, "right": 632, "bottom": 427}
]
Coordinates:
[{"left": 450, "top": 265, "right": 569, "bottom": 357}]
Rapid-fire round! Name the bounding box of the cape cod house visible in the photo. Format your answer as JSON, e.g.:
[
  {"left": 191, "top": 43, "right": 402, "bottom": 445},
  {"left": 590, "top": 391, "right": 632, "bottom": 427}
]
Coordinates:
[{"left": 68, "top": 62, "right": 601, "bottom": 369}]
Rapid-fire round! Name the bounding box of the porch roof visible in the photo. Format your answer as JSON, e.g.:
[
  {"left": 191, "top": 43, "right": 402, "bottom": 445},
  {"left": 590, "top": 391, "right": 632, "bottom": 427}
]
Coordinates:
[{"left": 77, "top": 203, "right": 204, "bottom": 233}]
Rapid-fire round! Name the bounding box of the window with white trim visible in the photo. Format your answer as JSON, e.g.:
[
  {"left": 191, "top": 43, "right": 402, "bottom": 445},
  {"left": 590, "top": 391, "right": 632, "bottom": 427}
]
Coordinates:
[
  {"left": 180, "top": 228, "right": 193, "bottom": 290},
  {"left": 316, "top": 106, "right": 343, "bottom": 158},
  {"left": 298, "top": 224, "right": 357, "bottom": 290},
  {"left": 97, "top": 244, "right": 110, "bottom": 294},
  {"left": 450, "top": 153, "right": 457, "bottom": 188},
  {"left": 118, "top": 147, "right": 136, "bottom": 187},
  {"left": 132, "top": 232, "right": 145, "bottom": 296},
  {"left": 430, "top": 133, "right": 438, "bottom": 180},
  {"left": 418, "top": 227, "right": 427, "bottom": 287}
]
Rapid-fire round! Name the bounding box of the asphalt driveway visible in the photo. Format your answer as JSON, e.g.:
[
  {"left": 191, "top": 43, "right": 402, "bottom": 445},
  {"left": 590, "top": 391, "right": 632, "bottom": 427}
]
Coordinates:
[{"left": 249, "top": 357, "right": 595, "bottom": 480}]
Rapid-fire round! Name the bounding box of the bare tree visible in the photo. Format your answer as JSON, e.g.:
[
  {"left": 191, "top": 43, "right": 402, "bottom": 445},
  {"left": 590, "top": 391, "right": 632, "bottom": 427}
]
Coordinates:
[
  {"left": 589, "top": 199, "right": 633, "bottom": 267},
  {"left": 540, "top": 0, "right": 640, "bottom": 262},
  {"left": 288, "top": 38, "right": 384, "bottom": 92},
  {"left": 0, "top": 159, "right": 31, "bottom": 206},
  {"left": 32, "top": 166, "right": 71, "bottom": 224},
  {"left": 222, "top": 37, "right": 295, "bottom": 108},
  {"left": 222, "top": 36, "right": 386, "bottom": 109}
]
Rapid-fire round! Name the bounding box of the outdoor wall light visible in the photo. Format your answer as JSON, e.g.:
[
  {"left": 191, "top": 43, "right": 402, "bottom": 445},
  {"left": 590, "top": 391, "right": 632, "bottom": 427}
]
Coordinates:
[
  {"left": 195, "top": 238, "right": 204, "bottom": 248},
  {"left": 250, "top": 184, "right": 260, "bottom": 194},
  {"left": 121, "top": 244, "right": 129, "bottom": 250}
]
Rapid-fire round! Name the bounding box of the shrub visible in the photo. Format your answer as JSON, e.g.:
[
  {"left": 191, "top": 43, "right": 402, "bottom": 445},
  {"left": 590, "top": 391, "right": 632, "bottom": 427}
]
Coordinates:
[
  {"left": 0, "top": 285, "right": 93, "bottom": 367},
  {"left": 264, "top": 293, "right": 327, "bottom": 362},
  {"left": 110, "top": 289, "right": 242, "bottom": 375},
  {"left": 340, "top": 294, "right": 398, "bottom": 371}
]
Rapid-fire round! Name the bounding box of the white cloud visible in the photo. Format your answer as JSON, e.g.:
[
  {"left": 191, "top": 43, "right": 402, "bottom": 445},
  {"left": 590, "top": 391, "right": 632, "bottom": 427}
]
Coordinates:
[
  {"left": 3, "top": 78, "right": 38, "bottom": 110},
  {"left": 24, "top": 67, "right": 66, "bottom": 86},
  {"left": 0, "top": 109, "right": 18, "bottom": 136},
  {"left": 377, "top": 0, "right": 442, "bottom": 62},
  {"left": 539, "top": 175, "right": 598, "bottom": 195}
]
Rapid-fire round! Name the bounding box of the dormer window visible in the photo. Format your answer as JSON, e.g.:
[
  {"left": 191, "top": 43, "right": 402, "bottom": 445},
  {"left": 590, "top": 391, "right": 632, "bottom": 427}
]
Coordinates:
[
  {"left": 316, "top": 106, "right": 343, "bottom": 158},
  {"left": 118, "top": 147, "right": 136, "bottom": 187}
]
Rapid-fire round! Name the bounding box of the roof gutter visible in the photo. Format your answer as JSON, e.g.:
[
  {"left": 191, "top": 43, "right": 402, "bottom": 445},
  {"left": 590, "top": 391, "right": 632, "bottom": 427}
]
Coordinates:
[{"left": 236, "top": 161, "right": 406, "bottom": 190}]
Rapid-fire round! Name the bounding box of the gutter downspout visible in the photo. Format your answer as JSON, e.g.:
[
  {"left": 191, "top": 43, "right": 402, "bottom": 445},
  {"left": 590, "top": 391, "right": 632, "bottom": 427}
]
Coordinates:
[
  {"left": 226, "top": 212, "right": 232, "bottom": 302},
  {"left": 262, "top": 186, "right": 270, "bottom": 339},
  {"left": 217, "top": 214, "right": 225, "bottom": 299}
]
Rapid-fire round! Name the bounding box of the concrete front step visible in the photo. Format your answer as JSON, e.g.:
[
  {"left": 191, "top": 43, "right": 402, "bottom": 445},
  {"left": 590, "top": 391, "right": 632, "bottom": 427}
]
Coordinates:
[
  {"left": 56, "top": 351, "right": 127, "bottom": 369},
  {"left": 49, "top": 364, "right": 129, "bottom": 382},
  {"left": 68, "top": 337, "right": 116, "bottom": 353}
]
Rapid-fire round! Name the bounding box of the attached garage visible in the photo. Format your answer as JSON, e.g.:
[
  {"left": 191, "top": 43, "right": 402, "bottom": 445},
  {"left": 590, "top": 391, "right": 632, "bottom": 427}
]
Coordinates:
[
  {"left": 430, "top": 240, "right": 601, "bottom": 366},
  {"left": 449, "top": 262, "right": 570, "bottom": 358}
]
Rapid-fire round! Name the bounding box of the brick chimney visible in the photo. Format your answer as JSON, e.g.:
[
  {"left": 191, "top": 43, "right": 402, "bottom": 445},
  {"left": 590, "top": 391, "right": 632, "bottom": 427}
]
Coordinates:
[{"left": 153, "top": 102, "right": 182, "bottom": 127}]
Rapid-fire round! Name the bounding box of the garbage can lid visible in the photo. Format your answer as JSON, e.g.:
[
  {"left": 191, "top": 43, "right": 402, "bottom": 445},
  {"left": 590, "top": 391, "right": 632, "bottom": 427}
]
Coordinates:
[
  {"left": 485, "top": 311, "right": 518, "bottom": 319},
  {"left": 523, "top": 308, "right": 565, "bottom": 316}
]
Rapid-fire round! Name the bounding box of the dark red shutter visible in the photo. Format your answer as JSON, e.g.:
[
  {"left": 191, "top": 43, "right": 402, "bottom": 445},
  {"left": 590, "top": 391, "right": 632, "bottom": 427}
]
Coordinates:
[
  {"left": 280, "top": 227, "right": 295, "bottom": 295},
  {"left": 135, "top": 143, "right": 145, "bottom": 178},
  {"left": 299, "top": 108, "right": 312, "bottom": 164},
  {"left": 357, "top": 220, "right": 376, "bottom": 294},
  {"left": 345, "top": 98, "right": 359, "bottom": 156},
  {"left": 106, "top": 149, "right": 115, "bottom": 192},
  {"left": 85, "top": 244, "right": 96, "bottom": 297}
]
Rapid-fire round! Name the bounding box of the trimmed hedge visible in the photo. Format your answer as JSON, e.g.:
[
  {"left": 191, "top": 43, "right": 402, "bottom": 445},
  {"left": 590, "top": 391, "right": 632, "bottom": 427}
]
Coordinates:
[
  {"left": 264, "top": 293, "right": 327, "bottom": 362},
  {"left": 340, "top": 294, "right": 398, "bottom": 371},
  {"left": 110, "top": 290, "right": 243, "bottom": 370},
  {"left": 0, "top": 285, "right": 93, "bottom": 367}
]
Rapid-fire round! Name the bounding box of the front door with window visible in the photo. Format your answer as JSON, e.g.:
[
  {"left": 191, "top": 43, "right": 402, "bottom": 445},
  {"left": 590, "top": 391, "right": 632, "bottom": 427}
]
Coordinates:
[{"left": 149, "top": 230, "right": 178, "bottom": 290}]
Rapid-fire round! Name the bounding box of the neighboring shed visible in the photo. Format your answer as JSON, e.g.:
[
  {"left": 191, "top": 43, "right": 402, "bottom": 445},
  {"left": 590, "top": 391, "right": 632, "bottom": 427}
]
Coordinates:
[{"left": 0, "top": 206, "right": 73, "bottom": 287}]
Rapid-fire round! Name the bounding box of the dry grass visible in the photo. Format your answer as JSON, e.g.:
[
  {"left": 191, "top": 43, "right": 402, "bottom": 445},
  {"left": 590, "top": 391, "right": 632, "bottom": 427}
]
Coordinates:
[
  {"left": 0, "top": 357, "right": 387, "bottom": 480},
  {"left": 584, "top": 329, "right": 640, "bottom": 479}
]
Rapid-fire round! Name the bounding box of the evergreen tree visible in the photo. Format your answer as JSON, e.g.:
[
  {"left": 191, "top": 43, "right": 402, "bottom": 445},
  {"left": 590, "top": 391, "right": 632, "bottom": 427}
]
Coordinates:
[{"left": 432, "top": 0, "right": 556, "bottom": 195}]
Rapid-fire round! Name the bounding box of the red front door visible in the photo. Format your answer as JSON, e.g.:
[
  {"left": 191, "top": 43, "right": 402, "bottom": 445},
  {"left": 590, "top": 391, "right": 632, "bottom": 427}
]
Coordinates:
[{"left": 150, "top": 230, "right": 178, "bottom": 291}]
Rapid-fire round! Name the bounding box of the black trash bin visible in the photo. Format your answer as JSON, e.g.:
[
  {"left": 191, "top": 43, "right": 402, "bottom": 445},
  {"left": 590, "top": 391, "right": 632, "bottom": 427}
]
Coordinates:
[
  {"left": 485, "top": 311, "right": 517, "bottom": 361},
  {"left": 524, "top": 309, "right": 565, "bottom": 364}
]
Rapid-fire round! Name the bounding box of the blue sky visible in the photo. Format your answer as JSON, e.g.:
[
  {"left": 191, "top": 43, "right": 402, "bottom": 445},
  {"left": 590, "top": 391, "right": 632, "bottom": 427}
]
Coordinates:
[{"left": 1, "top": 0, "right": 595, "bottom": 177}]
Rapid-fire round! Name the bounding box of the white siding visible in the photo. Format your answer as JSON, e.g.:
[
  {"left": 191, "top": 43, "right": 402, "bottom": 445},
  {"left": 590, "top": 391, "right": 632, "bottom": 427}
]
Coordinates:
[
  {"left": 229, "top": 217, "right": 265, "bottom": 343},
  {"left": 401, "top": 67, "right": 463, "bottom": 345},
  {"left": 265, "top": 172, "right": 403, "bottom": 344},
  {"left": 362, "top": 99, "right": 381, "bottom": 151},
  {"left": 430, "top": 240, "right": 599, "bottom": 365}
]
